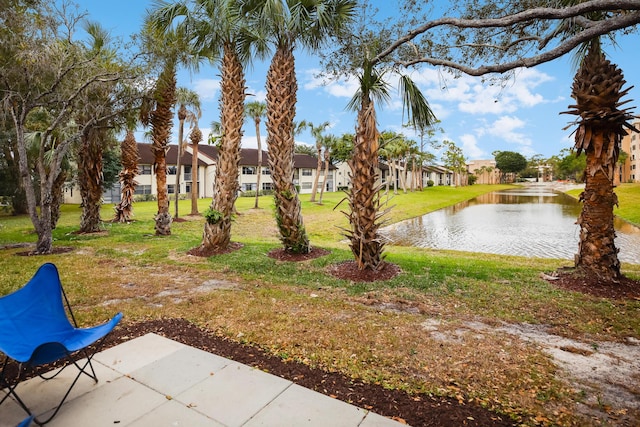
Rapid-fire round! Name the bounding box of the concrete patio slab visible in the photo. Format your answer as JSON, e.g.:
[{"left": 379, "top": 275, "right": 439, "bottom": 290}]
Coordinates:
[
  {"left": 1, "top": 333, "right": 409, "bottom": 427},
  {"left": 243, "top": 383, "right": 367, "bottom": 427}
]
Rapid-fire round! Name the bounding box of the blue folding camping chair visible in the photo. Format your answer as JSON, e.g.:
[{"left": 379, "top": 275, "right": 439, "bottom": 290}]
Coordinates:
[{"left": 0, "top": 263, "right": 122, "bottom": 425}]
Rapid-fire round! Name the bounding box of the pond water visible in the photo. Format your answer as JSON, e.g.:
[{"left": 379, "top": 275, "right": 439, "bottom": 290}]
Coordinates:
[{"left": 381, "top": 186, "right": 640, "bottom": 264}]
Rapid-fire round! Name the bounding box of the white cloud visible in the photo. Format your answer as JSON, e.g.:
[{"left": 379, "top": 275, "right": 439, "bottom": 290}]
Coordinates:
[
  {"left": 418, "top": 68, "right": 554, "bottom": 116},
  {"left": 459, "top": 134, "right": 486, "bottom": 159},
  {"left": 246, "top": 86, "right": 267, "bottom": 102},
  {"left": 241, "top": 135, "right": 258, "bottom": 149},
  {"left": 483, "top": 116, "right": 534, "bottom": 155},
  {"left": 302, "top": 68, "right": 358, "bottom": 98},
  {"left": 193, "top": 79, "right": 220, "bottom": 101}
]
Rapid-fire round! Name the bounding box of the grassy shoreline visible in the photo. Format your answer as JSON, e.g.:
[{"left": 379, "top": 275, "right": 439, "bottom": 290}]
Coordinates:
[{"left": 2, "top": 183, "right": 639, "bottom": 426}]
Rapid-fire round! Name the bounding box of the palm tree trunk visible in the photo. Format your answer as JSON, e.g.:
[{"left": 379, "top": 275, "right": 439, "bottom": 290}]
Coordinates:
[
  {"left": 199, "top": 43, "right": 245, "bottom": 250},
  {"left": 345, "top": 98, "right": 384, "bottom": 270},
  {"left": 190, "top": 126, "right": 202, "bottom": 215},
  {"left": 78, "top": 129, "right": 104, "bottom": 233},
  {"left": 310, "top": 146, "right": 322, "bottom": 202},
  {"left": 318, "top": 149, "right": 330, "bottom": 205},
  {"left": 266, "top": 42, "right": 309, "bottom": 253},
  {"left": 254, "top": 120, "right": 263, "bottom": 209},
  {"left": 50, "top": 168, "right": 67, "bottom": 229},
  {"left": 175, "top": 114, "right": 185, "bottom": 219},
  {"left": 575, "top": 149, "right": 620, "bottom": 280},
  {"left": 114, "top": 130, "right": 138, "bottom": 222}
]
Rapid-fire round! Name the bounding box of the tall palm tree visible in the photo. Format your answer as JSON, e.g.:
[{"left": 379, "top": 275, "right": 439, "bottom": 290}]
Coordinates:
[
  {"left": 551, "top": 0, "right": 637, "bottom": 282},
  {"left": 245, "top": 100, "right": 267, "bottom": 209},
  {"left": 154, "top": 0, "right": 251, "bottom": 252},
  {"left": 75, "top": 22, "right": 130, "bottom": 233},
  {"left": 345, "top": 56, "right": 436, "bottom": 270},
  {"left": 307, "top": 121, "right": 330, "bottom": 202},
  {"left": 243, "top": 0, "right": 356, "bottom": 254},
  {"left": 141, "top": 10, "right": 196, "bottom": 236},
  {"left": 174, "top": 87, "right": 201, "bottom": 219},
  {"left": 564, "top": 39, "right": 636, "bottom": 282}
]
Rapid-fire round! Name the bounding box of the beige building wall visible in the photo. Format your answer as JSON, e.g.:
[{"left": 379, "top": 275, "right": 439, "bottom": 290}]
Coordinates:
[
  {"left": 620, "top": 118, "right": 640, "bottom": 183},
  {"left": 467, "top": 159, "right": 500, "bottom": 184}
]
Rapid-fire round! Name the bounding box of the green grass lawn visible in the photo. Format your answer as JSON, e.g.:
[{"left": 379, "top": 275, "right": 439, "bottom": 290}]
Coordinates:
[{"left": 1, "top": 183, "right": 639, "bottom": 426}]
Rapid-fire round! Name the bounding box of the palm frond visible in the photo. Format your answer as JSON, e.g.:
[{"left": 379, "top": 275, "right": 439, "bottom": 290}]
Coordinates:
[{"left": 398, "top": 74, "right": 437, "bottom": 131}]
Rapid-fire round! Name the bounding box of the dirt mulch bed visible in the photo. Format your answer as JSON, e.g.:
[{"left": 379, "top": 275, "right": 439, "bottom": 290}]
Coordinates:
[
  {"left": 267, "top": 246, "right": 330, "bottom": 261},
  {"left": 186, "top": 242, "right": 244, "bottom": 257},
  {"left": 102, "top": 318, "right": 516, "bottom": 427},
  {"left": 545, "top": 269, "right": 640, "bottom": 300},
  {"left": 328, "top": 260, "right": 402, "bottom": 282}
]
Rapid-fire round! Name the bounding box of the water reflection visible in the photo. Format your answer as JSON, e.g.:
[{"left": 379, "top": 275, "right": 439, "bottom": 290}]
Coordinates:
[{"left": 382, "top": 186, "right": 640, "bottom": 264}]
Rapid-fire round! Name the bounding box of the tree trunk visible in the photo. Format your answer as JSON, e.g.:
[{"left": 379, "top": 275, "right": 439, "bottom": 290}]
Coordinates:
[
  {"left": 575, "top": 150, "right": 620, "bottom": 280},
  {"left": 254, "top": 119, "right": 263, "bottom": 209},
  {"left": 318, "top": 149, "right": 330, "bottom": 205},
  {"left": 198, "top": 43, "right": 245, "bottom": 251},
  {"left": 266, "top": 42, "right": 309, "bottom": 254},
  {"left": 310, "top": 146, "right": 322, "bottom": 202},
  {"left": 344, "top": 98, "right": 385, "bottom": 270},
  {"left": 114, "top": 130, "right": 138, "bottom": 222},
  {"left": 175, "top": 107, "right": 187, "bottom": 219},
  {"left": 190, "top": 126, "right": 202, "bottom": 216},
  {"left": 79, "top": 130, "right": 104, "bottom": 233}
]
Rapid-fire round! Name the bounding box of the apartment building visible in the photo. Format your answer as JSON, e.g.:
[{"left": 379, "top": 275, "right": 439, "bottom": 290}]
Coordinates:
[{"left": 64, "top": 143, "right": 337, "bottom": 204}]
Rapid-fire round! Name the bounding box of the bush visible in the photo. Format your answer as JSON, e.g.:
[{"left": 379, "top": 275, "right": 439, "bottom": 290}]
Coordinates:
[
  {"left": 203, "top": 207, "right": 223, "bottom": 225},
  {"left": 468, "top": 175, "right": 478, "bottom": 185},
  {"left": 134, "top": 194, "right": 156, "bottom": 202},
  {"left": 426, "top": 180, "right": 434, "bottom": 187},
  {"left": 239, "top": 190, "right": 274, "bottom": 198}
]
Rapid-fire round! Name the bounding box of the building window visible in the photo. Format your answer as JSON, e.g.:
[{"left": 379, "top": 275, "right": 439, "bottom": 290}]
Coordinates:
[
  {"left": 301, "top": 168, "right": 312, "bottom": 176},
  {"left": 242, "top": 183, "right": 256, "bottom": 191},
  {"left": 301, "top": 182, "right": 312, "bottom": 189},
  {"left": 185, "top": 182, "right": 192, "bottom": 193},
  {"left": 261, "top": 167, "right": 271, "bottom": 175},
  {"left": 184, "top": 165, "right": 192, "bottom": 181},
  {"left": 139, "top": 165, "right": 152, "bottom": 175},
  {"left": 167, "top": 166, "right": 177, "bottom": 175},
  {"left": 242, "top": 166, "right": 256, "bottom": 175},
  {"left": 167, "top": 184, "right": 175, "bottom": 194},
  {"left": 134, "top": 185, "right": 152, "bottom": 195},
  {"left": 262, "top": 183, "right": 273, "bottom": 191}
]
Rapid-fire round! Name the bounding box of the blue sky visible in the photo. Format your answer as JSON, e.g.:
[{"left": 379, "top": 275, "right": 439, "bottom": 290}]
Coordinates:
[{"left": 72, "top": 1, "right": 639, "bottom": 160}]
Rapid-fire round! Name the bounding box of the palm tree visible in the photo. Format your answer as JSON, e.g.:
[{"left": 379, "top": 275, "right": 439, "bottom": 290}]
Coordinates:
[
  {"left": 141, "top": 19, "right": 182, "bottom": 236},
  {"left": 114, "top": 129, "right": 139, "bottom": 222},
  {"left": 564, "top": 39, "right": 636, "bottom": 282},
  {"left": 243, "top": 0, "right": 356, "bottom": 254},
  {"left": 307, "top": 121, "right": 330, "bottom": 202},
  {"left": 174, "top": 87, "right": 201, "bottom": 219},
  {"left": 154, "top": 0, "right": 251, "bottom": 252},
  {"left": 245, "top": 100, "right": 267, "bottom": 209},
  {"left": 344, "top": 54, "right": 436, "bottom": 270}
]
